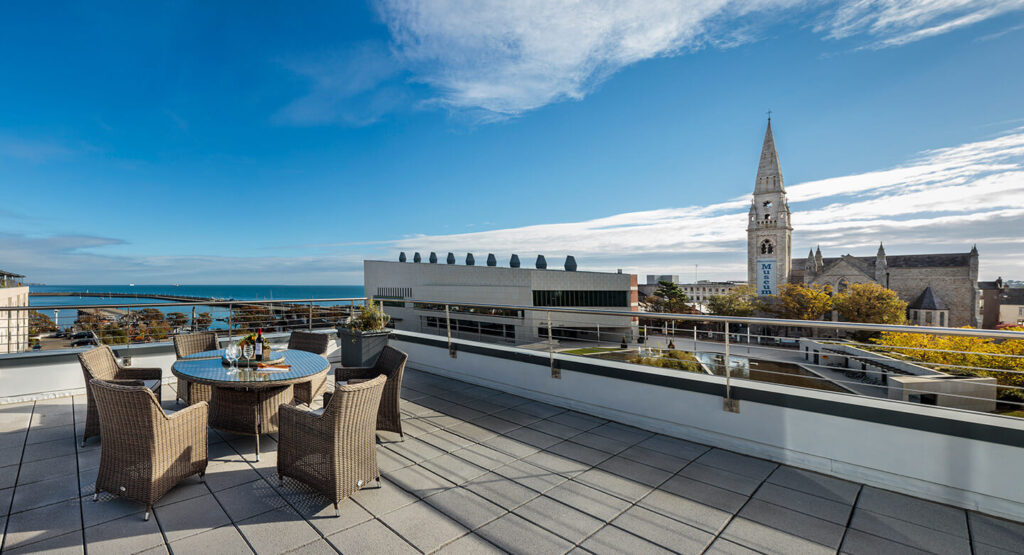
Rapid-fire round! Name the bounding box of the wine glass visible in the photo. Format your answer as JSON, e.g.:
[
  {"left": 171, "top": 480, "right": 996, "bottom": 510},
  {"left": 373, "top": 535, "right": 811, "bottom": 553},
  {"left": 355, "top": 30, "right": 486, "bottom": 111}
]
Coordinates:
[
  {"left": 242, "top": 342, "right": 255, "bottom": 368},
  {"left": 225, "top": 344, "right": 241, "bottom": 374}
]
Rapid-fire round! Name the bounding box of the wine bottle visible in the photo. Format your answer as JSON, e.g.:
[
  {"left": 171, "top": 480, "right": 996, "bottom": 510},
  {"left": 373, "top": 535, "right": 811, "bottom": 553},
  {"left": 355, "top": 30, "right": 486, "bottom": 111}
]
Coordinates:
[{"left": 255, "top": 328, "right": 263, "bottom": 361}]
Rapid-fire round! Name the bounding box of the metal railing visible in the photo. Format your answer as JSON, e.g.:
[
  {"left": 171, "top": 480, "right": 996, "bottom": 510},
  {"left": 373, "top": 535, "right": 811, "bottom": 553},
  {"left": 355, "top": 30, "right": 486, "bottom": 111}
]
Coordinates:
[{"left": 3, "top": 295, "right": 1024, "bottom": 418}]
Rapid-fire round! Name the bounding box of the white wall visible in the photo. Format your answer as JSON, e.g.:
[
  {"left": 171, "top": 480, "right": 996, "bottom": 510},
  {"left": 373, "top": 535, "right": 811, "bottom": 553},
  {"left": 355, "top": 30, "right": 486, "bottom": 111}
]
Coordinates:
[
  {"left": 0, "top": 286, "right": 30, "bottom": 354},
  {"left": 393, "top": 331, "right": 1024, "bottom": 522}
]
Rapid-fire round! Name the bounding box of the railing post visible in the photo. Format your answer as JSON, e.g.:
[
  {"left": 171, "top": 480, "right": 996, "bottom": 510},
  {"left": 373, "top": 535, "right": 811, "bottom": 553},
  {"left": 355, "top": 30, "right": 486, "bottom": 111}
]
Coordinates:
[
  {"left": 228, "top": 303, "right": 233, "bottom": 343},
  {"left": 309, "top": 300, "right": 313, "bottom": 331},
  {"left": 724, "top": 320, "right": 739, "bottom": 413},
  {"left": 446, "top": 304, "right": 455, "bottom": 358},
  {"left": 548, "top": 312, "right": 560, "bottom": 379},
  {"left": 191, "top": 306, "right": 197, "bottom": 333}
]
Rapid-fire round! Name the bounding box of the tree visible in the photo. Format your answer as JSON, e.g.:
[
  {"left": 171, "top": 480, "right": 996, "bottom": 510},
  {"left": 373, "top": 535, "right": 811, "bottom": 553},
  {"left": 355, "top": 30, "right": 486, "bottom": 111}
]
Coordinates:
[
  {"left": 138, "top": 308, "right": 166, "bottom": 324},
  {"left": 194, "top": 312, "right": 212, "bottom": 331},
  {"left": 705, "top": 285, "right": 758, "bottom": 317},
  {"left": 642, "top": 281, "right": 693, "bottom": 314},
  {"left": 764, "top": 283, "right": 833, "bottom": 320},
  {"left": 166, "top": 312, "right": 188, "bottom": 329},
  {"left": 29, "top": 310, "right": 57, "bottom": 335},
  {"left": 833, "top": 283, "right": 907, "bottom": 325}
]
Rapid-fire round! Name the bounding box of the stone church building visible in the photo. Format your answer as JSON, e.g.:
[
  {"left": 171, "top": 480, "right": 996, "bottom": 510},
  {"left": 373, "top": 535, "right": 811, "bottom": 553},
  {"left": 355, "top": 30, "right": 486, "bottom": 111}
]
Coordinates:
[{"left": 746, "top": 121, "right": 980, "bottom": 327}]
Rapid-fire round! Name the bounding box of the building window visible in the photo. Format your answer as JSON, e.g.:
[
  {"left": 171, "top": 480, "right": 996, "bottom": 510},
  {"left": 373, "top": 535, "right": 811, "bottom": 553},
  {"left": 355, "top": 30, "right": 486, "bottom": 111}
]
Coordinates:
[
  {"left": 760, "top": 240, "right": 774, "bottom": 255},
  {"left": 532, "top": 290, "right": 629, "bottom": 308},
  {"left": 939, "top": 312, "right": 946, "bottom": 327}
]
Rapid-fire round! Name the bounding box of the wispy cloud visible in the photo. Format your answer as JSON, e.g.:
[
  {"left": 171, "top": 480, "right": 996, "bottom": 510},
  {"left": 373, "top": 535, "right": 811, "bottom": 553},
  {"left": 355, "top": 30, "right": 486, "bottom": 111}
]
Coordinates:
[
  {"left": 0, "top": 135, "right": 74, "bottom": 163},
  {"left": 358, "top": 0, "right": 1024, "bottom": 120},
  {"left": 381, "top": 128, "right": 1024, "bottom": 279}
]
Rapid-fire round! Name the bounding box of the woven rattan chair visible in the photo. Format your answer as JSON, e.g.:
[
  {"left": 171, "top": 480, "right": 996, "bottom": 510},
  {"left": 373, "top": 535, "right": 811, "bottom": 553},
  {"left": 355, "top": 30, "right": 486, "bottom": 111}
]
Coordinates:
[
  {"left": 333, "top": 346, "right": 408, "bottom": 439},
  {"left": 172, "top": 332, "right": 219, "bottom": 406},
  {"left": 288, "top": 331, "right": 331, "bottom": 405},
  {"left": 79, "top": 345, "right": 163, "bottom": 446},
  {"left": 278, "top": 374, "right": 386, "bottom": 515},
  {"left": 89, "top": 379, "right": 208, "bottom": 520}
]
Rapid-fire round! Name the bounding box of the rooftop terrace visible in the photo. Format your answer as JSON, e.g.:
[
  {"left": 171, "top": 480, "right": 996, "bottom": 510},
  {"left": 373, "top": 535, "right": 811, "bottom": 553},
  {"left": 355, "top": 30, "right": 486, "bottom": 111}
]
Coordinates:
[{"left": 3, "top": 367, "right": 1023, "bottom": 554}]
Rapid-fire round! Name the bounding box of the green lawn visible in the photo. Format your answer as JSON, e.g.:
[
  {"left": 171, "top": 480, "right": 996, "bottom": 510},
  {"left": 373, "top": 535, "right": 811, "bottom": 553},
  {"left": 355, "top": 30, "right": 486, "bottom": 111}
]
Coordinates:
[{"left": 562, "top": 347, "right": 623, "bottom": 355}]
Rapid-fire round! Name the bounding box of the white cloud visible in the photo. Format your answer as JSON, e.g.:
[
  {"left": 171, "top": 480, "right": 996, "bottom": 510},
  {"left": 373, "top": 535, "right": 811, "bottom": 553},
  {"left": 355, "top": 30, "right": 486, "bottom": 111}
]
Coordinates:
[
  {"left": 383, "top": 128, "right": 1024, "bottom": 280},
  {"left": 366, "top": 0, "right": 1023, "bottom": 119}
]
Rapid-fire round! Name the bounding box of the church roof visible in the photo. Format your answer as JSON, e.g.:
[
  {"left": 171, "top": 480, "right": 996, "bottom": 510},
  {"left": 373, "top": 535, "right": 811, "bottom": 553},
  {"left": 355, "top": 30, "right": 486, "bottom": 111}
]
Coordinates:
[
  {"left": 790, "top": 252, "right": 972, "bottom": 273},
  {"left": 1002, "top": 288, "right": 1024, "bottom": 306},
  {"left": 909, "top": 286, "right": 948, "bottom": 310},
  {"left": 754, "top": 121, "right": 784, "bottom": 194}
]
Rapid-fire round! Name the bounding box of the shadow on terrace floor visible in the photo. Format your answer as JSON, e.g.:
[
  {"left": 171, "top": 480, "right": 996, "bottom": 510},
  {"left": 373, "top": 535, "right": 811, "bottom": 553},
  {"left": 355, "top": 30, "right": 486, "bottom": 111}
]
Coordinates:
[{"left": 0, "top": 369, "right": 1023, "bottom": 553}]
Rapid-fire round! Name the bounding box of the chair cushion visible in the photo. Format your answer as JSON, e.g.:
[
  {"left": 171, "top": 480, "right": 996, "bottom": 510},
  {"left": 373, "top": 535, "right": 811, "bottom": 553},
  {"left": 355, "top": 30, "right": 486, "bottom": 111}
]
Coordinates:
[{"left": 142, "top": 379, "right": 161, "bottom": 392}]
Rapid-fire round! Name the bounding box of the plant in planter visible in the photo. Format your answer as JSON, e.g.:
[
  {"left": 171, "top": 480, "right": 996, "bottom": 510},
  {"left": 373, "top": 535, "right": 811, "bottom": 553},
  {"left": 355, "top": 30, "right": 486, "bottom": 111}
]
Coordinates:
[{"left": 337, "top": 301, "right": 393, "bottom": 367}]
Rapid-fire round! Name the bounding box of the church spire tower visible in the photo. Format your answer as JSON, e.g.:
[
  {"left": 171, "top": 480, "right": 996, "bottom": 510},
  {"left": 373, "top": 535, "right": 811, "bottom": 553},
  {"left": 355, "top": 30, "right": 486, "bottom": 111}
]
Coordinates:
[{"left": 747, "top": 118, "right": 793, "bottom": 295}]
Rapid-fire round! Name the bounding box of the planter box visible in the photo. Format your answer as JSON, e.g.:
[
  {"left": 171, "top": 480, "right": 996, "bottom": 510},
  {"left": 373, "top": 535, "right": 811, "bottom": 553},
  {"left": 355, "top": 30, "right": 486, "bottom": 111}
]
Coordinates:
[{"left": 336, "top": 328, "right": 392, "bottom": 367}]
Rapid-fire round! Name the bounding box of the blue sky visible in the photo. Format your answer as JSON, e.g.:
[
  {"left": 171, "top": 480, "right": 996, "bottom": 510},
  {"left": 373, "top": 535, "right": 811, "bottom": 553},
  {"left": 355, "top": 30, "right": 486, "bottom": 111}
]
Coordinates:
[{"left": 2, "top": 1, "right": 1023, "bottom": 284}]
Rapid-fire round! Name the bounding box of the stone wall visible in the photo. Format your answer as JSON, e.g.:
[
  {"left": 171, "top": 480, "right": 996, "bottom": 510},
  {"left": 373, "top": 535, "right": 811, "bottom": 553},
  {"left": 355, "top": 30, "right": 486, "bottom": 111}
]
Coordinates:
[{"left": 887, "top": 266, "right": 977, "bottom": 327}]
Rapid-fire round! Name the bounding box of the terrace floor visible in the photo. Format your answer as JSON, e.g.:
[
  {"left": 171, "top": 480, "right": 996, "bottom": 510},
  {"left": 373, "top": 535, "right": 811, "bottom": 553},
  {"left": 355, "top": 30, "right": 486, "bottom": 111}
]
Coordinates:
[{"left": 1, "top": 369, "right": 1023, "bottom": 554}]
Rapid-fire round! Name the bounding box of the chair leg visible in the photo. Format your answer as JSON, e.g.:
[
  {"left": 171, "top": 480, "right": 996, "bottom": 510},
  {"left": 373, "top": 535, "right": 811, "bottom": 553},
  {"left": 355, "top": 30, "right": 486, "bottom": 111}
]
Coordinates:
[
  {"left": 144, "top": 505, "right": 152, "bottom": 521},
  {"left": 334, "top": 502, "right": 340, "bottom": 517}
]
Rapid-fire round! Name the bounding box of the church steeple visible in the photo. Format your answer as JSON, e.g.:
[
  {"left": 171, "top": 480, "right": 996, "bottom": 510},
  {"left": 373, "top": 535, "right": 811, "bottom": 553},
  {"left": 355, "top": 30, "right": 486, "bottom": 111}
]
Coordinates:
[{"left": 755, "top": 119, "right": 784, "bottom": 194}]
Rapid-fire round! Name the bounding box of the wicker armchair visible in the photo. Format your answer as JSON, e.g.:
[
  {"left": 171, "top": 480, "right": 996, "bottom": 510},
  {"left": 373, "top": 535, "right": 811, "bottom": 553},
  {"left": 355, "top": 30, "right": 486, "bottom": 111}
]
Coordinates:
[
  {"left": 79, "top": 345, "right": 163, "bottom": 446},
  {"left": 172, "top": 332, "right": 219, "bottom": 406},
  {"left": 333, "top": 346, "right": 408, "bottom": 439},
  {"left": 278, "top": 374, "right": 386, "bottom": 515},
  {"left": 89, "top": 379, "right": 208, "bottom": 520},
  {"left": 288, "top": 331, "right": 331, "bottom": 405}
]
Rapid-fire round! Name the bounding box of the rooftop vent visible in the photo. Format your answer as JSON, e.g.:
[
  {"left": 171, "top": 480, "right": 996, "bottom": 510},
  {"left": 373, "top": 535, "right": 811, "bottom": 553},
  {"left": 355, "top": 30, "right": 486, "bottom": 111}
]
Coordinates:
[
  {"left": 536, "top": 255, "right": 547, "bottom": 269},
  {"left": 429, "top": 252, "right": 438, "bottom": 264},
  {"left": 466, "top": 253, "right": 475, "bottom": 266},
  {"left": 413, "top": 252, "right": 422, "bottom": 263},
  {"left": 487, "top": 253, "right": 497, "bottom": 267},
  {"left": 564, "top": 256, "right": 577, "bottom": 272},
  {"left": 447, "top": 252, "right": 456, "bottom": 264},
  {"left": 510, "top": 254, "right": 520, "bottom": 268},
  {"left": 399, "top": 252, "right": 407, "bottom": 263}
]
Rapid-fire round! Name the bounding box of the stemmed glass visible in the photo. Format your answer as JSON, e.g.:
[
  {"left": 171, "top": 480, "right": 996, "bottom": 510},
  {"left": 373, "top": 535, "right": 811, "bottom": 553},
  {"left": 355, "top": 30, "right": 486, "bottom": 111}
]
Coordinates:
[
  {"left": 225, "top": 344, "right": 241, "bottom": 375},
  {"left": 242, "top": 342, "right": 255, "bottom": 369}
]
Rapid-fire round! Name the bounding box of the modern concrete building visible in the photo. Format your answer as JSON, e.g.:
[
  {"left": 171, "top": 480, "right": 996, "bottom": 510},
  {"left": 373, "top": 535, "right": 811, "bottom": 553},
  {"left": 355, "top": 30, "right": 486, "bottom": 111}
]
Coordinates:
[
  {"left": 0, "top": 270, "right": 29, "bottom": 354},
  {"left": 364, "top": 254, "right": 638, "bottom": 345},
  {"left": 678, "top": 280, "right": 747, "bottom": 304}
]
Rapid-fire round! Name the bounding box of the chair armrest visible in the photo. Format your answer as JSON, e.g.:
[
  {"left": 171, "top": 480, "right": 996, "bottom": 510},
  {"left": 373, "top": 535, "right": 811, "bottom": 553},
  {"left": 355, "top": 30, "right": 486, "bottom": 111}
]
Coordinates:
[
  {"left": 334, "top": 366, "right": 376, "bottom": 381},
  {"left": 161, "top": 401, "right": 209, "bottom": 464},
  {"left": 104, "top": 378, "right": 146, "bottom": 387},
  {"left": 279, "top": 402, "right": 324, "bottom": 440},
  {"left": 115, "top": 366, "right": 163, "bottom": 381},
  {"left": 166, "top": 401, "right": 209, "bottom": 424}
]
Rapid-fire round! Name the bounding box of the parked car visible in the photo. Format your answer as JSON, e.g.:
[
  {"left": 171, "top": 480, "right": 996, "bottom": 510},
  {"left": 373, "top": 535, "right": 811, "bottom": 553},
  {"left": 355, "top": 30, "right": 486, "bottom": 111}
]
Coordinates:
[
  {"left": 71, "top": 338, "right": 98, "bottom": 347},
  {"left": 31, "top": 344, "right": 42, "bottom": 350},
  {"left": 70, "top": 331, "right": 96, "bottom": 341}
]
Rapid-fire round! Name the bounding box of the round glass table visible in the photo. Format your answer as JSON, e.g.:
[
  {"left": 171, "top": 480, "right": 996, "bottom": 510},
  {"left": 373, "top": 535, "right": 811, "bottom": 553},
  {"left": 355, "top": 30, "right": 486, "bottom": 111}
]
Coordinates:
[{"left": 171, "top": 349, "right": 330, "bottom": 461}]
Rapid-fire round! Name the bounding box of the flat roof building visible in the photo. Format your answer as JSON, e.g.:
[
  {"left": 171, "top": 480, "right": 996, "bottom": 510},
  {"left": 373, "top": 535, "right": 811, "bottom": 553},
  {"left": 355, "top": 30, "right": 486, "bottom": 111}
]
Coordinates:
[{"left": 364, "top": 253, "right": 638, "bottom": 345}]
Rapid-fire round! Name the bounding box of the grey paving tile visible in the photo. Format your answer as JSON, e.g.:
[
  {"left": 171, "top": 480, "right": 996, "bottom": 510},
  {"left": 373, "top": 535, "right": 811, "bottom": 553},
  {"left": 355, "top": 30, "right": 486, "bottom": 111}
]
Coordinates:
[
  {"left": 235, "top": 506, "right": 321, "bottom": 554},
  {"left": 476, "top": 512, "right": 574, "bottom": 554},
  {"left": 485, "top": 393, "right": 531, "bottom": 409},
  {"left": 82, "top": 494, "right": 145, "bottom": 527},
  {"left": 840, "top": 528, "right": 931, "bottom": 554},
  {"left": 481, "top": 433, "right": 543, "bottom": 459},
  {"left": 546, "top": 479, "right": 631, "bottom": 521},
  {"left": 451, "top": 443, "right": 516, "bottom": 471},
  {"left": 574, "top": 468, "right": 654, "bottom": 503},
  {"left": 25, "top": 424, "right": 75, "bottom": 445},
  {"left": 695, "top": 448, "right": 777, "bottom": 480},
  {"left": 638, "top": 488, "right": 734, "bottom": 534},
  {"left": 387, "top": 463, "right": 456, "bottom": 498},
  {"left": 401, "top": 416, "right": 441, "bottom": 437},
  {"left": 83, "top": 511, "right": 165, "bottom": 554},
  {"left": 596, "top": 455, "right": 673, "bottom": 487},
  {"left": 546, "top": 440, "right": 613, "bottom": 467},
  {"left": 285, "top": 539, "right": 336, "bottom": 554},
  {"left": 21, "top": 438, "right": 76, "bottom": 463},
  {"left": 704, "top": 537, "right": 762, "bottom": 555},
  {"left": 74, "top": 447, "right": 100, "bottom": 471},
  {"left": 588, "top": 422, "right": 654, "bottom": 444},
  {"left": 754, "top": 481, "right": 853, "bottom": 525},
  {"left": 547, "top": 411, "right": 607, "bottom": 431},
  {"left": 5, "top": 529, "right": 84, "bottom": 554},
  {"left": 721, "top": 516, "right": 835, "bottom": 555},
  {"left": 493, "top": 459, "right": 568, "bottom": 494},
  {"left": 850, "top": 507, "right": 971, "bottom": 554},
  {"left": 350, "top": 477, "right": 418, "bottom": 517},
  {"left": 568, "top": 431, "right": 634, "bottom": 454},
  {"left": 616, "top": 444, "right": 690, "bottom": 473},
  {"left": 434, "top": 532, "right": 505, "bottom": 554},
  {"left": 214, "top": 479, "right": 288, "bottom": 522},
  {"left": 857, "top": 486, "right": 969, "bottom": 537},
  {"left": 424, "top": 486, "right": 507, "bottom": 530},
  {"left": 515, "top": 401, "right": 566, "bottom": 419},
  {"left": 448, "top": 421, "right": 500, "bottom": 443},
  {"left": 473, "top": 415, "right": 523, "bottom": 435},
  {"left": 502, "top": 426, "right": 563, "bottom": 451},
  {"left": 611, "top": 505, "right": 715, "bottom": 553},
  {"left": 973, "top": 542, "right": 1023, "bottom": 555},
  {"left": 420, "top": 453, "right": 490, "bottom": 486},
  {"left": 492, "top": 408, "right": 544, "bottom": 427},
  {"left": 10, "top": 474, "right": 78, "bottom": 513},
  {"left": 767, "top": 466, "right": 860, "bottom": 504},
  {"left": 464, "top": 472, "right": 541, "bottom": 510},
  {"left": 277, "top": 480, "right": 373, "bottom": 537},
  {"left": 156, "top": 492, "right": 231, "bottom": 543},
  {"left": 678, "top": 462, "right": 763, "bottom": 496},
  {"left": 208, "top": 440, "right": 247, "bottom": 463},
  {"left": 739, "top": 498, "right": 846, "bottom": 548},
  {"left": 419, "top": 429, "right": 476, "bottom": 453},
  {"left": 528, "top": 419, "right": 583, "bottom": 440},
  {"left": 168, "top": 524, "right": 253, "bottom": 554},
  {"left": 377, "top": 445, "right": 415, "bottom": 473},
  {"left": 514, "top": 495, "right": 604, "bottom": 543},
  {"left": 380, "top": 500, "right": 472, "bottom": 553},
  {"left": 0, "top": 463, "right": 19, "bottom": 489},
  {"left": 522, "top": 450, "right": 590, "bottom": 477},
  {"left": 16, "top": 455, "right": 74, "bottom": 487},
  {"left": 325, "top": 518, "right": 418, "bottom": 554},
  {"left": 385, "top": 436, "right": 448, "bottom": 465},
  {"left": 581, "top": 523, "right": 674, "bottom": 554},
  {"left": 153, "top": 477, "right": 210, "bottom": 507},
  {"left": 969, "top": 512, "right": 1024, "bottom": 553},
  {"left": 442, "top": 404, "right": 488, "bottom": 423}
]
